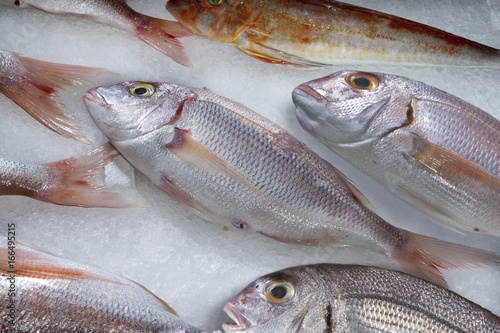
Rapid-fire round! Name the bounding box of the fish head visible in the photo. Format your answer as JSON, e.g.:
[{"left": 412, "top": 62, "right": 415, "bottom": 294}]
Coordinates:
[
  {"left": 83, "top": 82, "right": 196, "bottom": 141},
  {"left": 223, "top": 267, "right": 333, "bottom": 332},
  {"left": 292, "top": 70, "right": 415, "bottom": 147},
  {"left": 0, "top": 0, "right": 30, "bottom": 7},
  {"left": 166, "top": 0, "right": 258, "bottom": 42}
]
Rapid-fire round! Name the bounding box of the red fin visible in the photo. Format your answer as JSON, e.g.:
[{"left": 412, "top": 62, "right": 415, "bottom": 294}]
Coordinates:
[
  {"left": 0, "top": 247, "right": 119, "bottom": 283},
  {"left": 40, "top": 143, "right": 136, "bottom": 208},
  {"left": 393, "top": 230, "right": 500, "bottom": 287},
  {"left": 135, "top": 17, "right": 193, "bottom": 67},
  {"left": 166, "top": 126, "right": 265, "bottom": 200},
  {"left": 2, "top": 54, "right": 117, "bottom": 143},
  {"left": 404, "top": 132, "right": 500, "bottom": 187}
]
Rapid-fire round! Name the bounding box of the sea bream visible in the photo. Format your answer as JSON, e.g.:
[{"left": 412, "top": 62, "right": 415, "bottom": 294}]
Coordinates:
[
  {"left": 223, "top": 264, "right": 500, "bottom": 332},
  {"left": 83, "top": 81, "right": 500, "bottom": 287},
  {"left": 0, "top": 237, "right": 206, "bottom": 332},
  {"left": 0, "top": 0, "right": 192, "bottom": 66},
  {"left": 0, "top": 143, "right": 134, "bottom": 208},
  {"left": 292, "top": 70, "right": 500, "bottom": 237},
  {"left": 166, "top": 0, "right": 500, "bottom": 68},
  {"left": 0, "top": 50, "right": 115, "bottom": 143}
]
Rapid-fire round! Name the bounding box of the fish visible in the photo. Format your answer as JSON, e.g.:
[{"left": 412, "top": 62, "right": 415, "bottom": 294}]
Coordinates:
[
  {"left": 0, "top": 237, "right": 207, "bottom": 332},
  {"left": 0, "top": 143, "right": 134, "bottom": 208},
  {"left": 83, "top": 81, "right": 500, "bottom": 287},
  {"left": 292, "top": 70, "right": 500, "bottom": 237},
  {"left": 223, "top": 264, "right": 500, "bottom": 332},
  {"left": 0, "top": 0, "right": 193, "bottom": 66},
  {"left": 0, "top": 50, "right": 116, "bottom": 143},
  {"left": 166, "top": 0, "right": 500, "bottom": 68}
]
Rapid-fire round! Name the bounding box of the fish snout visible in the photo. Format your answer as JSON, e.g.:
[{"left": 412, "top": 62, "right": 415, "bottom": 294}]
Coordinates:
[
  {"left": 293, "top": 84, "right": 327, "bottom": 104},
  {"left": 223, "top": 303, "right": 251, "bottom": 331}
]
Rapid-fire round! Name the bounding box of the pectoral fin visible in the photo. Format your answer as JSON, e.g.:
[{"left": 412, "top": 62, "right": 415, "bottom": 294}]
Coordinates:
[
  {"left": 165, "top": 126, "right": 268, "bottom": 212},
  {"left": 402, "top": 132, "right": 500, "bottom": 188},
  {"left": 234, "top": 37, "right": 326, "bottom": 68}
]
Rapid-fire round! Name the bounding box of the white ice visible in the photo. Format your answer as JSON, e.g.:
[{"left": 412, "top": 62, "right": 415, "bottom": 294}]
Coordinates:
[{"left": 0, "top": 0, "right": 499, "bottom": 331}]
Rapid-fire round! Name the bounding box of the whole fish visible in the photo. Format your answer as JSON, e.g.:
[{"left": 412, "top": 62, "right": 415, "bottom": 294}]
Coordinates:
[
  {"left": 0, "top": 143, "right": 134, "bottom": 208},
  {"left": 83, "top": 81, "right": 500, "bottom": 287},
  {"left": 166, "top": 0, "right": 500, "bottom": 68},
  {"left": 0, "top": 237, "right": 206, "bottom": 332},
  {"left": 292, "top": 70, "right": 500, "bottom": 237},
  {"left": 0, "top": 0, "right": 192, "bottom": 66},
  {"left": 223, "top": 264, "right": 500, "bottom": 332},
  {"left": 0, "top": 50, "right": 115, "bottom": 143}
]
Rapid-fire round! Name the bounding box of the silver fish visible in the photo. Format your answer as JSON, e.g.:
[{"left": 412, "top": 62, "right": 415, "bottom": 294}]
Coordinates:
[
  {"left": 0, "top": 143, "right": 134, "bottom": 208},
  {"left": 292, "top": 70, "right": 500, "bottom": 237},
  {"left": 0, "top": 50, "right": 115, "bottom": 143},
  {"left": 223, "top": 264, "right": 500, "bottom": 332},
  {"left": 83, "top": 81, "right": 500, "bottom": 287},
  {"left": 0, "top": 0, "right": 192, "bottom": 66},
  {"left": 0, "top": 237, "right": 206, "bottom": 332}
]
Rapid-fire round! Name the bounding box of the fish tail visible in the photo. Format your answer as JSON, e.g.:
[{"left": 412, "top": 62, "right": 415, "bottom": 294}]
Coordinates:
[
  {"left": 392, "top": 230, "right": 500, "bottom": 288},
  {"left": 2, "top": 55, "right": 117, "bottom": 143},
  {"left": 41, "top": 143, "right": 136, "bottom": 208},
  {"left": 134, "top": 17, "right": 193, "bottom": 67}
]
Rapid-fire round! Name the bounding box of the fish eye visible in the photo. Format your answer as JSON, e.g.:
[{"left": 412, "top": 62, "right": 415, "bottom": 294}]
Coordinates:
[
  {"left": 345, "top": 73, "right": 379, "bottom": 90},
  {"left": 207, "top": 0, "right": 223, "bottom": 5},
  {"left": 129, "top": 83, "right": 156, "bottom": 97},
  {"left": 264, "top": 280, "right": 295, "bottom": 303}
]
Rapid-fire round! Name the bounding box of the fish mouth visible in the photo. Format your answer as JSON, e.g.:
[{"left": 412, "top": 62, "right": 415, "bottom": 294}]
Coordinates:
[
  {"left": 223, "top": 303, "right": 251, "bottom": 331},
  {"left": 293, "top": 84, "right": 327, "bottom": 103},
  {"left": 83, "top": 88, "right": 108, "bottom": 106}
]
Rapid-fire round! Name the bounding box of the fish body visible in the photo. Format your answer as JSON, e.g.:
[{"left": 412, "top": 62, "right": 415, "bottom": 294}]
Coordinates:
[
  {"left": 84, "top": 81, "right": 500, "bottom": 287},
  {"left": 0, "top": 50, "right": 115, "bottom": 142},
  {"left": 0, "top": 0, "right": 192, "bottom": 66},
  {"left": 223, "top": 264, "right": 500, "bottom": 332},
  {"left": 292, "top": 70, "right": 500, "bottom": 237},
  {"left": 0, "top": 143, "right": 134, "bottom": 208},
  {"left": 0, "top": 237, "right": 205, "bottom": 332},
  {"left": 166, "top": 0, "right": 500, "bottom": 68}
]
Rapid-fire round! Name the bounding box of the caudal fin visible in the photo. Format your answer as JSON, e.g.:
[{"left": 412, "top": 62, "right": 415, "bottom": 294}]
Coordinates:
[
  {"left": 134, "top": 17, "right": 193, "bottom": 67},
  {"left": 393, "top": 230, "right": 500, "bottom": 288},
  {"left": 1, "top": 54, "right": 117, "bottom": 143},
  {"left": 40, "top": 143, "right": 136, "bottom": 208}
]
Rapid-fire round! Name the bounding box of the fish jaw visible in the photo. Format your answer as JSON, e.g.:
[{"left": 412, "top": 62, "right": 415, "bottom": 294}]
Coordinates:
[{"left": 223, "top": 303, "right": 252, "bottom": 332}]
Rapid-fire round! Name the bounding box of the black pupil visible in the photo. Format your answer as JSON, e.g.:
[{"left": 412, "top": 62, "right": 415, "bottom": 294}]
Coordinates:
[
  {"left": 271, "top": 286, "right": 287, "bottom": 299},
  {"left": 134, "top": 87, "right": 148, "bottom": 95},
  {"left": 353, "top": 77, "right": 371, "bottom": 88}
]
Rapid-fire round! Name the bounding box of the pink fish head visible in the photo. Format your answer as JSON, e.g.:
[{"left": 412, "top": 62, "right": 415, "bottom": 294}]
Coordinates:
[
  {"left": 83, "top": 81, "right": 195, "bottom": 142},
  {"left": 292, "top": 70, "right": 415, "bottom": 146}
]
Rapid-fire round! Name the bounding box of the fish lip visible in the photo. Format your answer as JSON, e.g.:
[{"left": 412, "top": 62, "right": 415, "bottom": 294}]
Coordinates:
[
  {"left": 83, "top": 88, "right": 108, "bottom": 106},
  {"left": 293, "top": 84, "right": 327, "bottom": 103},
  {"left": 223, "top": 303, "right": 251, "bottom": 331}
]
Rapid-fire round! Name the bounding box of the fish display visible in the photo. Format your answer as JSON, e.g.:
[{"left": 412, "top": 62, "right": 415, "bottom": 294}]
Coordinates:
[
  {"left": 0, "top": 143, "right": 134, "bottom": 208},
  {"left": 0, "top": 0, "right": 192, "bottom": 66},
  {"left": 292, "top": 70, "right": 500, "bottom": 237},
  {"left": 0, "top": 50, "right": 115, "bottom": 143},
  {"left": 166, "top": 0, "right": 500, "bottom": 68},
  {"left": 223, "top": 264, "right": 500, "bottom": 332},
  {"left": 0, "top": 237, "right": 206, "bottom": 332},
  {"left": 83, "top": 81, "right": 500, "bottom": 287}
]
